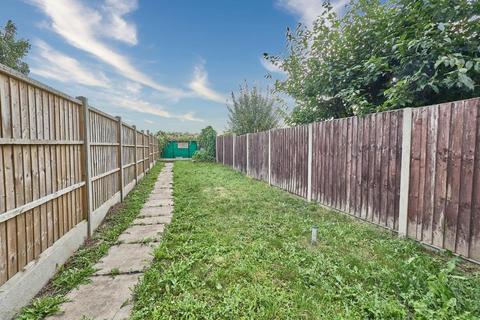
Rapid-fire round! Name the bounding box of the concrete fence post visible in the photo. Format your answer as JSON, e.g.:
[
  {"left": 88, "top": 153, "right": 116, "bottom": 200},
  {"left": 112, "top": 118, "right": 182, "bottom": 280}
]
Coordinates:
[
  {"left": 133, "top": 125, "right": 138, "bottom": 184},
  {"left": 268, "top": 130, "right": 272, "bottom": 185},
  {"left": 141, "top": 130, "right": 146, "bottom": 173},
  {"left": 307, "top": 124, "right": 313, "bottom": 202},
  {"left": 146, "top": 130, "right": 151, "bottom": 171},
  {"left": 78, "top": 96, "right": 93, "bottom": 236},
  {"left": 116, "top": 116, "right": 124, "bottom": 201},
  {"left": 246, "top": 133, "right": 250, "bottom": 175},
  {"left": 398, "top": 108, "right": 413, "bottom": 237}
]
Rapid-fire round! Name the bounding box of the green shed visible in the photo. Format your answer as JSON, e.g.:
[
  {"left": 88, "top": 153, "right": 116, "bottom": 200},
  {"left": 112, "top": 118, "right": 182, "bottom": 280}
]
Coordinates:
[{"left": 161, "top": 140, "right": 198, "bottom": 159}]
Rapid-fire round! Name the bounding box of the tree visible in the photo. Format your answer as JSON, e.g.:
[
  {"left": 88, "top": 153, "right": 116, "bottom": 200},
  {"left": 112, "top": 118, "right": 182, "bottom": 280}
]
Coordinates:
[
  {"left": 266, "top": 0, "right": 480, "bottom": 125},
  {"left": 0, "top": 20, "right": 30, "bottom": 75},
  {"left": 227, "top": 83, "right": 283, "bottom": 135},
  {"left": 198, "top": 126, "right": 216, "bottom": 160}
]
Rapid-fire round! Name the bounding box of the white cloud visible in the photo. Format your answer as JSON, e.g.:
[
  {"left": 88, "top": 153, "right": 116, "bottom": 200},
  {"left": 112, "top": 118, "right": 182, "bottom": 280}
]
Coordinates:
[
  {"left": 30, "top": 39, "right": 110, "bottom": 87},
  {"left": 107, "top": 95, "right": 205, "bottom": 122},
  {"left": 260, "top": 57, "right": 287, "bottom": 75},
  {"left": 101, "top": 0, "right": 138, "bottom": 45},
  {"left": 29, "top": 0, "right": 187, "bottom": 98},
  {"left": 189, "top": 63, "right": 226, "bottom": 104},
  {"left": 125, "top": 81, "right": 142, "bottom": 94},
  {"left": 277, "top": 0, "right": 349, "bottom": 26},
  {"left": 144, "top": 119, "right": 154, "bottom": 124}
]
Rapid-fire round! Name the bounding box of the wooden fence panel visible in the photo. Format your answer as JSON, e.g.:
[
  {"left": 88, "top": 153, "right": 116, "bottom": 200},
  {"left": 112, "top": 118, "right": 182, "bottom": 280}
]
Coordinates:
[
  {"left": 0, "top": 70, "right": 84, "bottom": 286},
  {"left": 89, "top": 109, "right": 120, "bottom": 211},
  {"left": 216, "top": 136, "right": 224, "bottom": 163},
  {"left": 310, "top": 111, "right": 402, "bottom": 229},
  {"left": 234, "top": 135, "right": 247, "bottom": 173},
  {"left": 248, "top": 131, "right": 269, "bottom": 181},
  {"left": 136, "top": 131, "right": 145, "bottom": 175},
  {"left": 122, "top": 124, "right": 136, "bottom": 186},
  {"left": 270, "top": 126, "right": 308, "bottom": 198},
  {"left": 224, "top": 135, "right": 233, "bottom": 166},
  {"left": 408, "top": 99, "right": 480, "bottom": 261}
]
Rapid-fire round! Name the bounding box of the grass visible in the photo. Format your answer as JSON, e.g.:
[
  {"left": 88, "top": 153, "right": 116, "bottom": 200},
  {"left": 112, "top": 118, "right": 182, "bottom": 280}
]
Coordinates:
[
  {"left": 16, "top": 161, "right": 164, "bottom": 320},
  {"left": 132, "top": 161, "right": 480, "bottom": 320}
]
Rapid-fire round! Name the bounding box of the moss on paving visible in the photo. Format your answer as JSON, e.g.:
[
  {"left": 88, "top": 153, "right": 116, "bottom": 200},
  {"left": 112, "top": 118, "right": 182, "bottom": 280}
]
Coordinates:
[
  {"left": 16, "top": 162, "right": 164, "bottom": 320},
  {"left": 132, "top": 161, "right": 480, "bottom": 320}
]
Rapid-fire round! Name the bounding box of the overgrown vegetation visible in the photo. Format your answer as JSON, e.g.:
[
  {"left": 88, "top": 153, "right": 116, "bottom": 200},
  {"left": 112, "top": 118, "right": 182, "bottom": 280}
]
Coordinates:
[
  {"left": 132, "top": 162, "right": 480, "bottom": 319},
  {"left": 193, "top": 126, "right": 217, "bottom": 162},
  {"left": 0, "top": 20, "right": 30, "bottom": 75},
  {"left": 16, "top": 162, "right": 164, "bottom": 320},
  {"left": 227, "top": 82, "right": 284, "bottom": 134},
  {"left": 266, "top": 0, "right": 480, "bottom": 124}
]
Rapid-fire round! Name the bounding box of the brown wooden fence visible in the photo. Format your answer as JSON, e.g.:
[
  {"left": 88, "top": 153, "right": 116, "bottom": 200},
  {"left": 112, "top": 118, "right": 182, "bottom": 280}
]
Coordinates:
[
  {"left": 247, "top": 131, "right": 269, "bottom": 181},
  {"left": 233, "top": 135, "right": 247, "bottom": 173},
  {"left": 0, "top": 64, "right": 160, "bottom": 287},
  {"left": 216, "top": 97, "right": 480, "bottom": 263}
]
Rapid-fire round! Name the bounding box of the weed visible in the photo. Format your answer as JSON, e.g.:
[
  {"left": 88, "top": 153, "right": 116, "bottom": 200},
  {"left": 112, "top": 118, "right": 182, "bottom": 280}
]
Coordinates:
[
  {"left": 110, "top": 268, "right": 121, "bottom": 278},
  {"left": 16, "top": 296, "right": 67, "bottom": 320}
]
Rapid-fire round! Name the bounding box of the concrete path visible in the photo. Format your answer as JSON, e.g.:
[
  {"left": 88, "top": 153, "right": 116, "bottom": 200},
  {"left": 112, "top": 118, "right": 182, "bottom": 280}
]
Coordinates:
[{"left": 48, "top": 163, "right": 174, "bottom": 320}]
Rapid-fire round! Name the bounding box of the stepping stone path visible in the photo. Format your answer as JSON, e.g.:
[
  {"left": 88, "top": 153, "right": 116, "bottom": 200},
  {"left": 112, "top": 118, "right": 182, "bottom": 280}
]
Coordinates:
[{"left": 48, "top": 163, "right": 174, "bottom": 320}]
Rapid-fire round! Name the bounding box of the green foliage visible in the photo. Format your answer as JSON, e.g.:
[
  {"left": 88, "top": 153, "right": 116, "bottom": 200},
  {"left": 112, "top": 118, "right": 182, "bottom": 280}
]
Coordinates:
[
  {"left": 132, "top": 162, "right": 480, "bottom": 319},
  {"left": 16, "top": 162, "right": 164, "bottom": 319},
  {"left": 197, "top": 126, "right": 217, "bottom": 160},
  {"left": 16, "top": 296, "right": 67, "bottom": 320},
  {"left": 0, "top": 20, "right": 30, "bottom": 75},
  {"left": 228, "top": 82, "right": 283, "bottom": 135},
  {"left": 266, "top": 0, "right": 480, "bottom": 124},
  {"left": 192, "top": 149, "right": 215, "bottom": 162}
]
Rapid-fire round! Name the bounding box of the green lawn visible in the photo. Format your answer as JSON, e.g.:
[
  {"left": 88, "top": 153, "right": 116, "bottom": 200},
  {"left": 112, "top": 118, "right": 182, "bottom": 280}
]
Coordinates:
[{"left": 132, "top": 162, "right": 480, "bottom": 320}]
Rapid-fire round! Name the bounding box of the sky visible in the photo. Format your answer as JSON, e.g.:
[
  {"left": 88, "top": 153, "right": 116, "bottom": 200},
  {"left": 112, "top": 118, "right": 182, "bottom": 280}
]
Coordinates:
[{"left": 1, "top": 0, "right": 347, "bottom": 133}]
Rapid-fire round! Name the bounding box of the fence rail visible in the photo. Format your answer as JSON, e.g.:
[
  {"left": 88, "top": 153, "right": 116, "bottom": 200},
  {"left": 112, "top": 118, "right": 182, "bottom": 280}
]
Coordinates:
[
  {"left": 0, "top": 64, "right": 160, "bottom": 290},
  {"left": 217, "top": 97, "right": 480, "bottom": 264}
]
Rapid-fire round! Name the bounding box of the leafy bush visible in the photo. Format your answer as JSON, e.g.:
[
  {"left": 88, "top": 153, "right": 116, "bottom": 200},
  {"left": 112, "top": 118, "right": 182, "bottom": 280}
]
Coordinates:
[
  {"left": 0, "top": 20, "right": 30, "bottom": 75},
  {"left": 228, "top": 82, "right": 283, "bottom": 134},
  {"left": 266, "top": 0, "right": 480, "bottom": 124},
  {"left": 198, "top": 126, "right": 217, "bottom": 160},
  {"left": 192, "top": 149, "right": 215, "bottom": 162}
]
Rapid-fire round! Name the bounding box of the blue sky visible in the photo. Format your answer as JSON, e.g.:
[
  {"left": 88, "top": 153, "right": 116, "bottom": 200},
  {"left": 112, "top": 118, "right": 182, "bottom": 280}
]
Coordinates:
[{"left": 1, "top": 0, "right": 346, "bottom": 133}]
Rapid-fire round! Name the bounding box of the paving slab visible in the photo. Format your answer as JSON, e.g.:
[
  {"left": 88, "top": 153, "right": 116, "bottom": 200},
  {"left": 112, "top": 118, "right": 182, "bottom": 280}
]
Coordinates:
[
  {"left": 47, "top": 273, "right": 140, "bottom": 320},
  {"left": 154, "top": 181, "right": 172, "bottom": 187},
  {"left": 117, "top": 224, "right": 164, "bottom": 243},
  {"left": 144, "top": 199, "right": 174, "bottom": 207},
  {"left": 151, "top": 192, "right": 173, "bottom": 199},
  {"left": 152, "top": 188, "right": 172, "bottom": 195},
  {"left": 155, "top": 181, "right": 172, "bottom": 187},
  {"left": 93, "top": 243, "right": 154, "bottom": 275},
  {"left": 138, "top": 206, "right": 173, "bottom": 217},
  {"left": 133, "top": 215, "right": 172, "bottom": 225}
]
